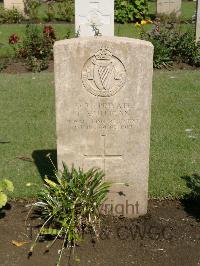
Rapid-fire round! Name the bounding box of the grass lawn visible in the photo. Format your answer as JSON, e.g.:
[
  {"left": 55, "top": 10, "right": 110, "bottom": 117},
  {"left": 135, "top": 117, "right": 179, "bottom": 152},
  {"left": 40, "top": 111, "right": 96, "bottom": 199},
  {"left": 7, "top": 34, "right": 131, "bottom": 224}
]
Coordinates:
[
  {"left": 150, "top": 70, "right": 200, "bottom": 198},
  {"left": 0, "top": 23, "right": 194, "bottom": 59},
  {"left": 0, "top": 0, "right": 196, "bottom": 58},
  {"left": 0, "top": 24, "right": 75, "bottom": 58},
  {"left": 0, "top": 1, "right": 196, "bottom": 58},
  {"left": 0, "top": 23, "right": 143, "bottom": 58},
  {"left": 0, "top": 70, "right": 199, "bottom": 199}
]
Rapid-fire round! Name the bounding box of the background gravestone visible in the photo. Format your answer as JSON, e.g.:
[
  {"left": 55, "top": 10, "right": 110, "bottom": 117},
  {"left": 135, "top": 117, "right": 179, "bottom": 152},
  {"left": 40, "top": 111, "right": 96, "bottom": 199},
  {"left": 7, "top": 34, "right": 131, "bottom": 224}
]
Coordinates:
[
  {"left": 54, "top": 37, "right": 153, "bottom": 218},
  {"left": 75, "top": 0, "right": 114, "bottom": 37},
  {"left": 157, "top": 0, "right": 182, "bottom": 16},
  {"left": 196, "top": 0, "right": 200, "bottom": 42},
  {"left": 4, "top": 0, "right": 25, "bottom": 14}
]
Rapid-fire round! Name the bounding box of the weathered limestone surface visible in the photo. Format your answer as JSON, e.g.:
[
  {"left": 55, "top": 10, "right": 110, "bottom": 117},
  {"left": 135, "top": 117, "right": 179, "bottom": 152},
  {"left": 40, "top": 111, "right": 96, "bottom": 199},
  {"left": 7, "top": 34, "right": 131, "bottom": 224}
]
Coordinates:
[
  {"left": 4, "top": 0, "right": 25, "bottom": 14},
  {"left": 157, "top": 0, "right": 182, "bottom": 16},
  {"left": 75, "top": 0, "right": 114, "bottom": 37},
  {"left": 54, "top": 37, "right": 154, "bottom": 218}
]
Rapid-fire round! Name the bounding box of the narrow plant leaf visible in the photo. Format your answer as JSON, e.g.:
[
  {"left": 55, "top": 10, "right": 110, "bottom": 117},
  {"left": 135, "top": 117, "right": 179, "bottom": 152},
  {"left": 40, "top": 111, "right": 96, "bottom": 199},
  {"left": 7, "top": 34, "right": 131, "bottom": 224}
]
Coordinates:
[
  {"left": 29, "top": 164, "right": 110, "bottom": 265},
  {"left": 12, "top": 240, "right": 30, "bottom": 247},
  {"left": 44, "top": 178, "right": 57, "bottom": 188},
  {"left": 0, "top": 192, "right": 7, "bottom": 208},
  {"left": 4, "top": 179, "right": 14, "bottom": 192},
  {"left": 40, "top": 228, "right": 60, "bottom": 236}
]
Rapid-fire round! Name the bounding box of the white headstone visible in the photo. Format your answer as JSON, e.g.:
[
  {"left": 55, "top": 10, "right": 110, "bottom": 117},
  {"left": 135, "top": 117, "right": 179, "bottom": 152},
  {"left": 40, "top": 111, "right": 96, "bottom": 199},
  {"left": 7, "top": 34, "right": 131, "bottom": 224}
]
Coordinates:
[
  {"left": 157, "top": 0, "right": 182, "bottom": 17},
  {"left": 54, "top": 37, "right": 154, "bottom": 218},
  {"left": 196, "top": 0, "right": 200, "bottom": 42},
  {"left": 75, "top": 0, "right": 114, "bottom": 37},
  {"left": 4, "top": 0, "right": 25, "bottom": 15}
]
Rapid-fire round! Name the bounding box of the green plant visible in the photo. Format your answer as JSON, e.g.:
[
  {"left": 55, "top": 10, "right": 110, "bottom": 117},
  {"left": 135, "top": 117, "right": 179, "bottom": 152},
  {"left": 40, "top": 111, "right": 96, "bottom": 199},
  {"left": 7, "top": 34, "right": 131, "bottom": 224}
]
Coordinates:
[
  {"left": 6, "top": 7, "right": 24, "bottom": 23},
  {"left": 26, "top": 56, "right": 50, "bottom": 72},
  {"left": 0, "top": 6, "right": 24, "bottom": 23},
  {"left": 25, "top": 0, "right": 41, "bottom": 20},
  {"left": 173, "top": 29, "right": 200, "bottom": 67},
  {"left": 157, "top": 12, "right": 181, "bottom": 25},
  {"left": 91, "top": 23, "right": 102, "bottom": 36},
  {"left": 57, "top": 0, "right": 74, "bottom": 22},
  {"left": 9, "top": 24, "right": 56, "bottom": 72},
  {"left": 152, "top": 39, "right": 173, "bottom": 69},
  {"left": 0, "top": 179, "right": 14, "bottom": 209},
  {"left": 29, "top": 162, "right": 110, "bottom": 265},
  {"left": 0, "top": 6, "right": 6, "bottom": 24},
  {"left": 44, "top": 3, "right": 56, "bottom": 22},
  {"left": 140, "top": 20, "right": 173, "bottom": 68},
  {"left": 114, "top": 0, "right": 148, "bottom": 23},
  {"left": 115, "top": 0, "right": 134, "bottom": 23},
  {"left": 64, "top": 29, "right": 71, "bottom": 39},
  {"left": 142, "top": 20, "right": 200, "bottom": 68},
  {"left": 183, "top": 174, "right": 200, "bottom": 199}
]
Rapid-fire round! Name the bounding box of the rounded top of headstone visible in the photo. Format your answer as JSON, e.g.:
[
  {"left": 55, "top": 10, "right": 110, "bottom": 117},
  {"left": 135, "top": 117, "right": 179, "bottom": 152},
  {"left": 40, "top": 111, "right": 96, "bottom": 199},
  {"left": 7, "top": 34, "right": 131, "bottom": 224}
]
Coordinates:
[{"left": 54, "top": 37, "right": 154, "bottom": 50}]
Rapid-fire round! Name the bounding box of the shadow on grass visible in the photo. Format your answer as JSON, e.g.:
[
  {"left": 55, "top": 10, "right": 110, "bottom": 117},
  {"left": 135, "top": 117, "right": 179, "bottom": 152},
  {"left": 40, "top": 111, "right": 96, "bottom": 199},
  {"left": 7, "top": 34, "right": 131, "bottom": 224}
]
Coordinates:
[
  {"left": 181, "top": 174, "right": 200, "bottom": 221},
  {"left": 32, "top": 150, "right": 57, "bottom": 181}
]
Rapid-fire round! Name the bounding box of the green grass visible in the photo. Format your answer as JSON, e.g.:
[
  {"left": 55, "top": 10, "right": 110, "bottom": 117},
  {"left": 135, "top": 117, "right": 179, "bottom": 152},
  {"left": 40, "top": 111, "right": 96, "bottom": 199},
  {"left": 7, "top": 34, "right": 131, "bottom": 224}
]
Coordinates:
[
  {"left": 0, "top": 73, "right": 56, "bottom": 198},
  {"left": 0, "top": 0, "right": 196, "bottom": 58},
  {"left": 150, "top": 70, "right": 200, "bottom": 198},
  {"left": 0, "top": 22, "right": 194, "bottom": 59},
  {"left": 181, "top": 1, "right": 197, "bottom": 20},
  {"left": 0, "top": 24, "right": 75, "bottom": 58},
  {"left": 0, "top": 23, "right": 144, "bottom": 58},
  {"left": 0, "top": 70, "right": 199, "bottom": 199}
]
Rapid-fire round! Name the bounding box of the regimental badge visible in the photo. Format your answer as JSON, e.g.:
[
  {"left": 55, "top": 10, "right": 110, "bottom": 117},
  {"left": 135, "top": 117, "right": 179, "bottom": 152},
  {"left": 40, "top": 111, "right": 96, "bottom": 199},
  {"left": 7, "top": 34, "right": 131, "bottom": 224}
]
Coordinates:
[{"left": 82, "top": 48, "right": 126, "bottom": 97}]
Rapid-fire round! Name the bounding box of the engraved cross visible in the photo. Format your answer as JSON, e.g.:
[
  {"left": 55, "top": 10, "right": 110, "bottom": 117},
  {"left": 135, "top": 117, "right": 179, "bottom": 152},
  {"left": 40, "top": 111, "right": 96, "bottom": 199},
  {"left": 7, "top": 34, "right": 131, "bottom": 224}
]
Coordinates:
[
  {"left": 79, "top": 1, "right": 112, "bottom": 27},
  {"left": 84, "top": 135, "right": 123, "bottom": 173}
]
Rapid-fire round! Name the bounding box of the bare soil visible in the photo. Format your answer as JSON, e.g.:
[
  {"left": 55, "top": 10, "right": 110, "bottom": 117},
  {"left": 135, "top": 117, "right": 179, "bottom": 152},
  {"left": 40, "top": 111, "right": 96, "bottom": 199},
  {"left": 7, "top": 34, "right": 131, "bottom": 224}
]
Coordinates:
[
  {"left": 0, "top": 200, "right": 199, "bottom": 266},
  {"left": 1, "top": 60, "right": 54, "bottom": 74}
]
